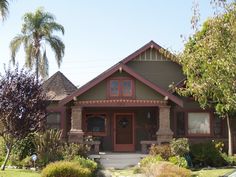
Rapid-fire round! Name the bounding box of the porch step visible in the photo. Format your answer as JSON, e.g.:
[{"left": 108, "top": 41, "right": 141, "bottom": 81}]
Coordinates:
[{"left": 97, "top": 152, "right": 147, "bottom": 169}]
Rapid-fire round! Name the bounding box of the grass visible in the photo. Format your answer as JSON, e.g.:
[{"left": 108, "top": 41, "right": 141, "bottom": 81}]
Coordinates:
[
  {"left": 0, "top": 169, "right": 40, "bottom": 177},
  {"left": 192, "top": 168, "right": 235, "bottom": 177},
  {"left": 108, "top": 167, "right": 235, "bottom": 177}
]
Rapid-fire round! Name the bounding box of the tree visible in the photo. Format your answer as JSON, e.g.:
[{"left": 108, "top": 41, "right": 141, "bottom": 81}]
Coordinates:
[
  {"left": 10, "top": 7, "right": 65, "bottom": 80},
  {"left": 0, "top": 0, "right": 9, "bottom": 21},
  {"left": 177, "top": 3, "right": 236, "bottom": 155},
  {"left": 0, "top": 66, "right": 47, "bottom": 170}
]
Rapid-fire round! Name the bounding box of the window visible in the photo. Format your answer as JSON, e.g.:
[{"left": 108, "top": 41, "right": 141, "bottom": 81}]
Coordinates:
[
  {"left": 109, "top": 78, "right": 133, "bottom": 97},
  {"left": 85, "top": 113, "right": 107, "bottom": 136},
  {"left": 188, "top": 112, "right": 210, "bottom": 135},
  {"left": 47, "top": 112, "right": 61, "bottom": 129}
]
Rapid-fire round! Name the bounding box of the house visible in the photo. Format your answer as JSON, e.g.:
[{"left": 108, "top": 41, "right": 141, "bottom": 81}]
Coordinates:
[
  {"left": 43, "top": 71, "right": 77, "bottom": 139},
  {"left": 45, "top": 41, "right": 233, "bottom": 153}
]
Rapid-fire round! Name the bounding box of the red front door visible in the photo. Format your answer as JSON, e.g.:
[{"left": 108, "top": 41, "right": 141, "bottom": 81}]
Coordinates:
[{"left": 114, "top": 113, "right": 135, "bottom": 152}]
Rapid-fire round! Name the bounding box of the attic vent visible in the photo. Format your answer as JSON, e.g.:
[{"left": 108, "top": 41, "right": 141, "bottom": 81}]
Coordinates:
[{"left": 134, "top": 48, "right": 167, "bottom": 61}]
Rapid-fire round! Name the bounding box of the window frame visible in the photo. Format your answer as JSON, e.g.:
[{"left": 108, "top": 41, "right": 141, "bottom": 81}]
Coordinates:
[
  {"left": 174, "top": 110, "right": 213, "bottom": 137},
  {"left": 108, "top": 77, "right": 134, "bottom": 98},
  {"left": 83, "top": 112, "right": 108, "bottom": 136},
  {"left": 46, "top": 112, "right": 61, "bottom": 130}
]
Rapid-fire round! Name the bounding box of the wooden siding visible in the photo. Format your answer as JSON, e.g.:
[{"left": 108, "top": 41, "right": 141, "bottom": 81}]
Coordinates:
[
  {"left": 127, "top": 59, "right": 185, "bottom": 90},
  {"left": 134, "top": 48, "right": 167, "bottom": 61}
]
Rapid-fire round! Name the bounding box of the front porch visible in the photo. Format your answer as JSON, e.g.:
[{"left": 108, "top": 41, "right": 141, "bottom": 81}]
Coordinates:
[{"left": 68, "top": 100, "right": 174, "bottom": 152}]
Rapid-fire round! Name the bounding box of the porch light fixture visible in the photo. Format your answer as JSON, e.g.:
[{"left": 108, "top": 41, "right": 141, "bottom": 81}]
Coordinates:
[
  {"left": 73, "top": 96, "right": 77, "bottom": 101},
  {"left": 119, "top": 67, "right": 122, "bottom": 73},
  {"left": 164, "top": 96, "right": 168, "bottom": 101}
]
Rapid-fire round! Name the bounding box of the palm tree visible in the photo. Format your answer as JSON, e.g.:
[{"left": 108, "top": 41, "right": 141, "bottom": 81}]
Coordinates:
[
  {"left": 0, "top": 0, "right": 9, "bottom": 21},
  {"left": 10, "top": 7, "right": 65, "bottom": 80}
]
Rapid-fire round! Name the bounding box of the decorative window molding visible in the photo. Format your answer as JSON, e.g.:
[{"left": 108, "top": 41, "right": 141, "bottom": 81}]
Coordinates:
[
  {"left": 108, "top": 77, "right": 134, "bottom": 98},
  {"left": 84, "top": 113, "right": 107, "bottom": 136},
  {"left": 46, "top": 112, "right": 61, "bottom": 129}
]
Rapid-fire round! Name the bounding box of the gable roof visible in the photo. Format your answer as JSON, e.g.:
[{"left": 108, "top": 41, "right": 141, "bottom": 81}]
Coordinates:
[
  {"left": 43, "top": 71, "right": 77, "bottom": 101},
  {"left": 60, "top": 41, "right": 183, "bottom": 106}
]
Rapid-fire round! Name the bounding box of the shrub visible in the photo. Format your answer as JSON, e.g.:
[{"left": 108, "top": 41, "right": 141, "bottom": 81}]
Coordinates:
[
  {"left": 0, "top": 137, "right": 6, "bottom": 164},
  {"left": 190, "top": 141, "right": 227, "bottom": 167},
  {"left": 221, "top": 153, "right": 236, "bottom": 166},
  {"left": 140, "top": 155, "right": 163, "bottom": 168},
  {"left": 20, "top": 156, "right": 33, "bottom": 168},
  {"left": 34, "top": 130, "right": 63, "bottom": 167},
  {"left": 168, "top": 156, "right": 188, "bottom": 168},
  {"left": 41, "top": 161, "right": 91, "bottom": 177},
  {"left": 170, "top": 138, "right": 189, "bottom": 157},
  {"left": 72, "top": 156, "right": 97, "bottom": 173},
  {"left": 12, "top": 133, "right": 36, "bottom": 161},
  {"left": 63, "top": 143, "right": 89, "bottom": 160},
  {"left": 144, "top": 162, "right": 191, "bottom": 177},
  {"left": 149, "top": 144, "right": 172, "bottom": 160}
]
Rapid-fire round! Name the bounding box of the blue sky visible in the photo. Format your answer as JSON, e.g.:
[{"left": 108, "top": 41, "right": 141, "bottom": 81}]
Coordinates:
[{"left": 0, "top": 1, "right": 216, "bottom": 86}]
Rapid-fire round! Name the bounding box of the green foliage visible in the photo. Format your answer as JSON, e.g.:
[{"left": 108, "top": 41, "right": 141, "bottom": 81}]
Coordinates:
[
  {"left": 139, "top": 155, "right": 163, "bottom": 168},
  {"left": 20, "top": 156, "right": 33, "bottom": 168},
  {"left": 190, "top": 142, "right": 227, "bottom": 167},
  {"left": 10, "top": 7, "right": 65, "bottom": 79},
  {"left": 149, "top": 144, "right": 172, "bottom": 160},
  {"left": 144, "top": 162, "right": 191, "bottom": 177},
  {"left": 41, "top": 161, "right": 91, "bottom": 177},
  {"left": 0, "top": 137, "right": 6, "bottom": 163},
  {"left": 62, "top": 143, "right": 89, "bottom": 160},
  {"left": 168, "top": 156, "right": 188, "bottom": 168},
  {"left": 221, "top": 153, "right": 236, "bottom": 166},
  {"left": 34, "top": 130, "right": 63, "bottom": 167},
  {"left": 72, "top": 156, "right": 97, "bottom": 173},
  {"left": 12, "top": 134, "right": 36, "bottom": 161},
  {"left": 170, "top": 138, "right": 190, "bottom": 157}
]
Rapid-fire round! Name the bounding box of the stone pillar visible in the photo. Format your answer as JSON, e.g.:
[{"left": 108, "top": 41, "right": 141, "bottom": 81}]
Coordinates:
[
  {"left": 68, "top": 106, "right": 84, "bottom": 143},
  {"left": 156, "top": 105, "right": 173, "bottom": 144}
]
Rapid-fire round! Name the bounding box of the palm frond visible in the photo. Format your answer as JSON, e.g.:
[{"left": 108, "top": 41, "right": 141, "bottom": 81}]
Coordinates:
[
  {"left": 9, "top": 35, "right": 25, "bottom": 65},
  {"left": 25, "top": 43, "right": 35, "bottom": 69},
  {"left": 45, "top": 35, "right": 65, "bottom": 67},
  {"left": 0, "top": 0, "right": 9, "bottom": 21}
]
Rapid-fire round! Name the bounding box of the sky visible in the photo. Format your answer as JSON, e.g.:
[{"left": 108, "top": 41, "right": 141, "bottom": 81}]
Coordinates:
[{"left": 0, "top": 1, "right": 218, "bottom": 87}]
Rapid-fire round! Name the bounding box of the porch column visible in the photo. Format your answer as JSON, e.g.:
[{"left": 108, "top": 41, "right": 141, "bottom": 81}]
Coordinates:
[
  {"left": 68, "top": 106, "right": 84, "bottom": 143},
  {"left": 156, "top": 105, "right": 173, "bottom": 144}
]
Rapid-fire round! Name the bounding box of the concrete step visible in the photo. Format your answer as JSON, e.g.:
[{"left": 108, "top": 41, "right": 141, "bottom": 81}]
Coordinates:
[{"left": 92, "top": 152, "right": 147, "bottom": 169}]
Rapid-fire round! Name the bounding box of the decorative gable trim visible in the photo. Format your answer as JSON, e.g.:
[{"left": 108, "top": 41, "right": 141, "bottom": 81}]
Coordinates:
[{"left": 60, "top": 63, "right": 183, "bottom": 107}]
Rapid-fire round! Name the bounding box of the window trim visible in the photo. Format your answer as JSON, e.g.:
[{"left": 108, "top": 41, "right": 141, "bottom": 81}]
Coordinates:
[
  {"left": 174, "top": 110, "right": 213, "bottom": 137},
  {"left": 83, "top": 112, "right": 108, "bottom": 136},
  {"left": 107, "top": 77, "right": 135, "bottom": 98}
]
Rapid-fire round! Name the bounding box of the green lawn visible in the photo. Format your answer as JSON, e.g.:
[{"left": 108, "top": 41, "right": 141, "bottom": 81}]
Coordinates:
[
  {"left": 108, "top": 167, "right": 235, "bottom": 177},
  {"left": 192, "top": 168, "right": 235, "bottom": 177},
  {"left": 0, "top": 169, "right": 40, "bottom": 177}
]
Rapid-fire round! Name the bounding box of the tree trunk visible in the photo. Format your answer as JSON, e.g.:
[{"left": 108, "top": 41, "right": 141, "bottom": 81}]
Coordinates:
[
  {"left": 36, "top": 56, "right": 39, "bottom": 81},
  {"left": 1, "top": 145, "right": 11, "bottom": 171},
  {"left": 226, "top": 114, "right": 233, "bottom": 156}
]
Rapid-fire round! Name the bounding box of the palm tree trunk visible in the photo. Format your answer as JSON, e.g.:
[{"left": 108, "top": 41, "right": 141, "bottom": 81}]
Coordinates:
[
  {"left": 36, "top": 56, "right": 39, "bottom": 81},
  {"left": 1, "top": 145, "right": 11, "bottom": 171},
  {"left": 226, "top": 113, "right": 233, "bottom": 156}
]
